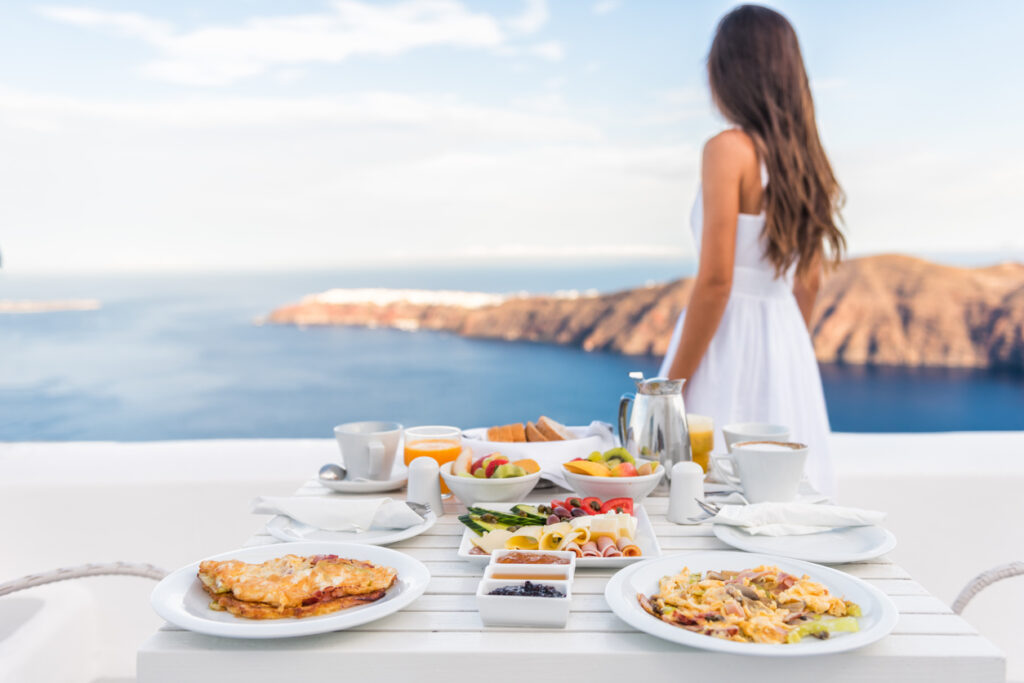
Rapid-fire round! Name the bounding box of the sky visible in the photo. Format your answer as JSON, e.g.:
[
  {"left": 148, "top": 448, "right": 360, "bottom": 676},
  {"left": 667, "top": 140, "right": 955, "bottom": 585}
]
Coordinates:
[{"left": 1, "top": 0, "right": 1022, "bottom": 272}]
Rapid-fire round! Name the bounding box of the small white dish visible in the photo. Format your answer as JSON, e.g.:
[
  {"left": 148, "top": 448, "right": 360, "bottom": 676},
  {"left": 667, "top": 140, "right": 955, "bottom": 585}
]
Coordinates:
[
  {"left": 490, "top": 549, "right": 576, "bottom": 574},
  {"left": 712, "top": 523, "right": 897, "bottom": 564},
  {"left": 265, "top": 507, "right": 438, "bottom": 546},
  {"left": 150, "top": 541, "right": 430, "bottom": 639},
  {"left": 316, "top": 464, "right": 408, "bottom": 493},
  {"left": 562, "top": 458, "right": 665, "bottom": 501},
  {"left": 476, "top": 578, "right": 571, "bottom": 628},
  {"left": 604, "top": 550, "right": 898, "bottom": 656},
  {"left": 440, "top": 461, "right": 541, "bottom": 505},
  {"left": 458, "top": 502, "right": 661, "bottom": 568},
  {"left": 484, "top": 563, "right": 573, "bottom": 582}
]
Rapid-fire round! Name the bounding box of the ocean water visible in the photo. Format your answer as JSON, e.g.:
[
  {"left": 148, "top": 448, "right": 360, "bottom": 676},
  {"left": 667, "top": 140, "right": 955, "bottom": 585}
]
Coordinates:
[{"left": 1, "top": 264, "right": 1021, "bottom": 441}]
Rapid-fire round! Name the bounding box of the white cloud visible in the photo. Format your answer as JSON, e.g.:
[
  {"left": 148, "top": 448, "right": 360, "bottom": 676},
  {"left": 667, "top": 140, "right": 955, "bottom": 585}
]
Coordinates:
[
  {"left": 506, "top": 0, "right": 549, "bottom": 33},
  {"left": 592, "top": 0, "right": 621, "bottom": 15},
  {"left": 0, "top": 87, "right": 599, "bottom": 141},
  {"left": 38, "top": 0, "right": 546, "bottom": 86}
]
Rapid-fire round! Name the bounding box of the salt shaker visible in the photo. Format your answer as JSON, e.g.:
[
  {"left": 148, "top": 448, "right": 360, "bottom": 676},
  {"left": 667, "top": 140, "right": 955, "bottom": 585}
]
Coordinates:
[
  {"left": 406, "top": 456, "right": 444, "bottom": 517},
  {"left": 667, "top": 461, "right": 705, "bottom": 524}
]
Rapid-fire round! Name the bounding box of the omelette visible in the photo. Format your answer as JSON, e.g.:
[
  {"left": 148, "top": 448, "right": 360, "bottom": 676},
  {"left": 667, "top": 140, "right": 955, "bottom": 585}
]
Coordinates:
[{"left": 198, "top": 553, "right": 398, "bottom": 619}]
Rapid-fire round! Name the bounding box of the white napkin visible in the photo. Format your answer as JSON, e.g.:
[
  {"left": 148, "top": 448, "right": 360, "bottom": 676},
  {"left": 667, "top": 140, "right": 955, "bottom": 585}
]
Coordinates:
[
  {"left": 712, "top": 502, "right": 886, "bottom": 536},
  {"left": 536, "top": 421, "right": 618, "bottom": 489},
  {"left": 252, "top": 496, "right": 423, "bottom": 532}
]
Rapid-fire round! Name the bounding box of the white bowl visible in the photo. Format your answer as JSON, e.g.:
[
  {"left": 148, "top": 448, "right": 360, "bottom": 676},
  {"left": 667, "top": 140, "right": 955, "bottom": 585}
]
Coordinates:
[
  {"left": 562, "top": 458, "right": 665, "bottom": 501},
  {"left": 440, "top": 461, "right": 541, "bottom": 505},
  {"left": 476, "top": 578, "right": 571, "bottom": 628}
]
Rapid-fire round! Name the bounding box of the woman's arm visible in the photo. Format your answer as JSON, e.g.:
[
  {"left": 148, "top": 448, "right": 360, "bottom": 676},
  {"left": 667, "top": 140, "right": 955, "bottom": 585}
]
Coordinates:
[
  {"left": 792, "top": 250, "right": 822, "bottom": 330},
  {"left": 665, "top": 134, "right": 747, "bottom": 381}
]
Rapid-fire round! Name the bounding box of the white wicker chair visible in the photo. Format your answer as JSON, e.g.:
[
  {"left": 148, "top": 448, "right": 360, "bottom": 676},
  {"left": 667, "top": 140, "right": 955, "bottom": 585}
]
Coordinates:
[
  {"left": 0, "top": 562, "right": 167, "bottom": 597},
  {"left": 952, "top": 561, "right": 1024, "bottom": 614}
]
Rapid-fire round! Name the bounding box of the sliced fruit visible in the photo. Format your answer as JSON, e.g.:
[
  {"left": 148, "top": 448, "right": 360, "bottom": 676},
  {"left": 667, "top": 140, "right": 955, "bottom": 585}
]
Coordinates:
[
  {"left": 512, "top": 458, "right": 540, "bottom": 474},
  {"left": 599, "top": 497, "right": 634, "bottom": 515},
  {"left": 587, "top": 451, "right": 605, "bottom": 463},
  {"left": 601, "top": 447, "right": 636, "bottom": 465},
  {"left": 563, "top": 460, "right": 611, "bottom": 477},
  {"left": 470, "top": 454, "right": 490, "bottom": 474},
  {"left": 610, "top": 462, "right": 638, "bottom": 477},
  {"left": 581, "top": 497, "right": 604, "bottom": 515},
  {"left": 452, "top": 447, "right": 473, "bottom": 476},
  {"left": 484, "top": 456, "right": 510, "bottom": 478},
  {"left": 456, "top": 471, "right": 475, "bottom": 478},
  {"left": 473, "top": 467, "right": 488, "bottom": 478},
  {"left": 493, "top": 463, "right": 526, "bottom": 478},
  {"left": 636, "top": 461, "right": 658, "bottom": 476}
]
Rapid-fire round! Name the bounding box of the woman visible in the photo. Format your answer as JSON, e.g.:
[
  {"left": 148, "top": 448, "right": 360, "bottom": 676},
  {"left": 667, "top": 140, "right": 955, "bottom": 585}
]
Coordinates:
[{"left": 659, "top": 5, "right": 844, "bottom": 497}]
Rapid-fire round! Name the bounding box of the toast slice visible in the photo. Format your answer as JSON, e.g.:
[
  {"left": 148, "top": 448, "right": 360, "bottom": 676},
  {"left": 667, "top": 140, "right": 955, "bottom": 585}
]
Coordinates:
[
  {"left": 487, "top": 423, "right": 526, "bottom": 442},
  {"left": 524, "top": 421, "right": 547, "bottom": 442},
  {"left": 508, "top": 422, "right": 527, "bottom": 442},
  {"left": 536, "top": 416, "right": 574, "bottom": 441}
]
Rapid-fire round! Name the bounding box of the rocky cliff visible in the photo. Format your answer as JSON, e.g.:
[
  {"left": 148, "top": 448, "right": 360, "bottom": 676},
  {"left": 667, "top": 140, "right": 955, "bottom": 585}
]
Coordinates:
[{"left": 266, "top": 255, "right": 1024, "bottom": 370}]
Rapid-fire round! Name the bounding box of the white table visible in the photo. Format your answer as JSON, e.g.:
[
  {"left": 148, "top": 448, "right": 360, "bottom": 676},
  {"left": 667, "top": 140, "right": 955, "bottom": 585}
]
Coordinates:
[{"left": 138, "top": 483, "right": 1005, "bottom": 682}]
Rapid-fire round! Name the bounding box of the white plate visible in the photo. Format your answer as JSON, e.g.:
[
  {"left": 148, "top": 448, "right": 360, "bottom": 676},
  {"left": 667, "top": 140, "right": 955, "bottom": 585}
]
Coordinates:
[
  {"left": 265, "top": 508, "right": 438, "bottom": 546},
  {"left": 457, "top": 501, "right": 661, "bottom": 568},
  {"left": 151, "top": 541, "right": 430, "bottom": 639},
  {"left": 316, "top": 465, "right": 408, "bottom": 493},
  {"left": 712, "top": 523, "right": 897, "bottom": 564},
  {"left": 604, "top": 550, "right": 898, "bottom": 656}
]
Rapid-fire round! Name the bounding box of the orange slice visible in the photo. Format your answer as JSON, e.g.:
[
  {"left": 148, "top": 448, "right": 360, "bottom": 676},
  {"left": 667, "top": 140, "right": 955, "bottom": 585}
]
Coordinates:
[
  {"left": 563, "top": 460, "right": 611, "bottom": 477},
  {"left": 512, "top": 458, "right": 541, "bottom": 474}
]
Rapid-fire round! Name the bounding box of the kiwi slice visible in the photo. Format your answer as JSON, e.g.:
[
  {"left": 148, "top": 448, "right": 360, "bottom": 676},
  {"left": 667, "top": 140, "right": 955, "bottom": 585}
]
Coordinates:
[{"left": 601, "top": 447, "right": 636, "bottom": 465}]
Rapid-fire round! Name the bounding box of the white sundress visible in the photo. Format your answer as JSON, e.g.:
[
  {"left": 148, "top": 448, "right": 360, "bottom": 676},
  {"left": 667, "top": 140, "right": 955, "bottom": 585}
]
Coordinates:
[{"left": 658, "top": 165, "right": 836, "bottom": 498}]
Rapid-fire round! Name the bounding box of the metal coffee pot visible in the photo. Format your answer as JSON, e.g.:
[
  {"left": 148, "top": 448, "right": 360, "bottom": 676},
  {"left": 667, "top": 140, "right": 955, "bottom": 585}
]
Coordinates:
[{"left": 618, "top": 372, "right": 691, "bottom": 482}]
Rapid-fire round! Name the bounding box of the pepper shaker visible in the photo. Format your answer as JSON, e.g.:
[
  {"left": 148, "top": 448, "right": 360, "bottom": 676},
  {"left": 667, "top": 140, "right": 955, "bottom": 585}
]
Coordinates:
[
  {"left": 406, "top": 456, "right": 444, "bottom": 517},
  {"left": 667, "top": 461, "right": 705, "bottom": 524}
]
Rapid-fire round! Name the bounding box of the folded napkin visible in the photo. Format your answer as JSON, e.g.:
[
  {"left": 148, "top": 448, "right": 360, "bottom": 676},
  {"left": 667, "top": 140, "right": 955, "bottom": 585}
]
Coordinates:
[
  {"left": 252, "top": 496, "right": 422, "bottom": 532},
  {"left": 712, "top": 502, "right": 885, "bottom": 536}
]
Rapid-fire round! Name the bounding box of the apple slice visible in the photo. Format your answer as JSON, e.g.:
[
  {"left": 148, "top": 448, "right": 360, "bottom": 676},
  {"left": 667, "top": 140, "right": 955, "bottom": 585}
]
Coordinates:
[
  {"left": 484, "top": 456, "right": 510, "bottom": 478},
  {"left": 452, "top": 447, "right": 473, "bottom": 476}
]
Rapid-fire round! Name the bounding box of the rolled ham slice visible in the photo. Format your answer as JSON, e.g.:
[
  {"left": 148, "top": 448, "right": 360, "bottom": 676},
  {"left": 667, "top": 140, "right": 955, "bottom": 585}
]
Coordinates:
[
  {"left": 597, "top": 535, "right": 622, "bottom": 557},
  {"left": 616, "top": 535, "right": 641, "bottom": 557},
  {"left": 563, "top": 541, "right": 583, "bottom": 558},
  {"left": 580, "top": 541, "right": 600, "bottom": 557}
]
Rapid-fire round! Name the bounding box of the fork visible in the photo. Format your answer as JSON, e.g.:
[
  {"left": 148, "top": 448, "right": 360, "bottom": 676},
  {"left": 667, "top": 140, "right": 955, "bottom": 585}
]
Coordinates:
[{"left": 405, "top": 501, "right": 431, "bottom": 517}]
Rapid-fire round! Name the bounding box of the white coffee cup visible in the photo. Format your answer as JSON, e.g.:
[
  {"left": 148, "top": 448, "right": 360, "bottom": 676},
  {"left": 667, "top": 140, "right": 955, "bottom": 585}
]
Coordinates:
[
  {"left": 711, "top": 440, "right": 808, "bottom": 503},
  {"left": 721, "top": 422, "right": 791, "bottom": 453},
  {"left": 333, "top": 421, "right": 402, "bottom": 481}
]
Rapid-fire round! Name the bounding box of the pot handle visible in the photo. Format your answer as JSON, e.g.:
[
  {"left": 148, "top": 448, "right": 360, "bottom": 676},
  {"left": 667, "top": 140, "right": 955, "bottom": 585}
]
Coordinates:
[{"left": 617, "top": 393, "right": 635, "bottom": 448}]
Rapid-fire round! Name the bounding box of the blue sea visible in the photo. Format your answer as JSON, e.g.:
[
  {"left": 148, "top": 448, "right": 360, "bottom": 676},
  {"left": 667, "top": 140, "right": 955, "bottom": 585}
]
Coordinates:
[{"left": 2, "top": 263, "right": 1022, "bottom": 441}]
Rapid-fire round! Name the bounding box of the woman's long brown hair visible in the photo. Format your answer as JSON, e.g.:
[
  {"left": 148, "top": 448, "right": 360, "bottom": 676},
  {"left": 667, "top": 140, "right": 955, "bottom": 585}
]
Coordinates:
[{"left": 708, "top": 4, "right": 845, "bottom": 276}]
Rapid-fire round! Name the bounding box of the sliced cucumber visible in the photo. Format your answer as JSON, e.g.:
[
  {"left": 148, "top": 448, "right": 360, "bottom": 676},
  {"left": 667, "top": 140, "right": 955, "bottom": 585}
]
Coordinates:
[{"left": 510, "top": 504, "right": 542, "bottom": 518}]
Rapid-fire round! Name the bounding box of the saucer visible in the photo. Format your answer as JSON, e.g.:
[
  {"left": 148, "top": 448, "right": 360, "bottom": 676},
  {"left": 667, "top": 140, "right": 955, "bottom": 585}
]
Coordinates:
[{"left": 316, "top": 465, "right": 408, "bottom": 493}]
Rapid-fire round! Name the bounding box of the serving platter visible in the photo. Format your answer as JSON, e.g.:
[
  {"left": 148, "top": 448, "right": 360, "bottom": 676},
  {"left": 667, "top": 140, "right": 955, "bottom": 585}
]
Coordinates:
[
  {"left": 712, "top": 523, "right": 897, "bottom": 564},
  {"left": 151, "top": 541, "right": 430, "bottom": 639},
  {"left": 265, "top": 507, "right": 438, "bottom": 546},
  {"left": 457, "top": 501, "right": 661, "bottom": 568},
  {"left": 604, "top": 550, "right": 898, "bottom": 656}
]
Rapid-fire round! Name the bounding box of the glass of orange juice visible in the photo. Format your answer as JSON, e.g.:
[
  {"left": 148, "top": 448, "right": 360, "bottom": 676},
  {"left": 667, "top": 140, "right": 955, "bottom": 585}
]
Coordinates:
[
  {"left": 403, "top": 425, "right": 463, "bottom": 494},
  {"left": 687, "top": 414, "right": 714, "bottom": 473}
]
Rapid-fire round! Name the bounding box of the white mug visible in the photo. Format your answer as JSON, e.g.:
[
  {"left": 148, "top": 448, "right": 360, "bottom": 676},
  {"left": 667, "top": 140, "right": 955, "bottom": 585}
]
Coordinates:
[
  {"left": 333, "top": 421, "right": 402, "bottom": 481},
  {"left": 721, "top": 422, "right": 791, "bottom": 453},
  {"left": 711, "top": 440, "right": 808, "bottom": 503}
]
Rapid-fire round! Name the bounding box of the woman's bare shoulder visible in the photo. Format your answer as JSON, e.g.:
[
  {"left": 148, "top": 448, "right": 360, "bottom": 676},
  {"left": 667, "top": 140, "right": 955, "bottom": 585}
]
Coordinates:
[{"left": 702, "top": 129, "right": 758, "bottom": 168}]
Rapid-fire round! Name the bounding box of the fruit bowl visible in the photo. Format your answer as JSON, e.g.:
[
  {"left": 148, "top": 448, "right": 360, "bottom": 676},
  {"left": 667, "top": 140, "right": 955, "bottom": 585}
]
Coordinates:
[
  {"left": 562, "top": 458, "right": 665, "bottom": 501},
  {"left": 440, "top": 461, "right": 542, "bottom": 505}
]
